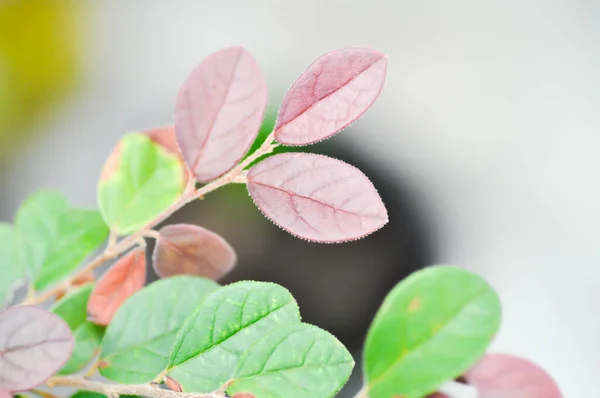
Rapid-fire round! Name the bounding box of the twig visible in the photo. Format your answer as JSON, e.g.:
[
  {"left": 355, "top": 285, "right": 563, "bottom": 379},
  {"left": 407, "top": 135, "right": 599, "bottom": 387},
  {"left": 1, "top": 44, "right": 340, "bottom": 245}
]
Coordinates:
[
  {"left": 31, "top": 389, "right": 60, "bottom": 398},
  {"left": 47, "top": 376, "right": 224, "bottom": 398},
  {"left": 19, "top": 133, "right": 278, "bottom": 307},
  {"left": 19, "top": 233, "right": 141, "bottom": 306}
]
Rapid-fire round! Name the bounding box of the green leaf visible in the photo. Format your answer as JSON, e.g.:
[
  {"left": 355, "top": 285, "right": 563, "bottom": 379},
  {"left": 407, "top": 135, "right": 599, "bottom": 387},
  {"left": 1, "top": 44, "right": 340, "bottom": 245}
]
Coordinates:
[
  {"left": 99, "top": 276, "right": 219, "bottom": 383},
  {"left": 69, "top": 393, "right": 106, "bottom": 398},
  {"left": 51, "top": 284, "right": 104, "bottom": 374},
  {"left": 0, "top": 223, "right": 23, "bottom": 306},
  {"left": 227, "top": 323, "right": 354, "bottom": 398},
  {"left": 97, "top": 133, "right": 185, "bottom": 235},
  {"left": 70, "top": 392, "right": 139, "bottom": 398},
  {"left": 15, "top": 190, "right": 109, "bottom": 291},
  {"left": 165, "top": 281, "right": 302, "bottom": 392},
  {"left": 363, "top": 265, "right": 502, "bottom": 398}
]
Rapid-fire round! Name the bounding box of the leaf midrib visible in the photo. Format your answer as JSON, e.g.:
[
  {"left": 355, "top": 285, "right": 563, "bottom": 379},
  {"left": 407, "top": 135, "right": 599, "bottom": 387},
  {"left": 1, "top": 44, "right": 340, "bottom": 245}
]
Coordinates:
[
  {"left": 166, "top": 300, "right": 297, "bottom": 372},
  {"left": 250, "top": 181, "right": 383, "bottom": 219}
]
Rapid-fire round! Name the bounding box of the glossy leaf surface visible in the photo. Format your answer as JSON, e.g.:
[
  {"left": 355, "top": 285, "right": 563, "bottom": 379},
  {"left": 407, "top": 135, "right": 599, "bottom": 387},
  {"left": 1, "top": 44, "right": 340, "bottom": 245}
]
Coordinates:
[
  {"left": 363, "top": 266, "right": 502, "bottom": 398},
  {"left": 228, "top": 323, "right": 354, "bottom": 398},
  {"left": 87, "top": 248, "right": 146, "bottom": 326},
  {"left": 166, "top": 282, "right": 301, "bottom": 392},
  {"left": 97, "top": 133, "right": 184, "bottom": 235},
  {"left": 0, "top": 306, "right": 74, "bottom": 392},
  {"left": 99, "top": 276, "right": 218, "bottom": 383},
  {"left": 153, "top": 224, "right": 236, "bottom": 280},
  {"left": 465, "top": 354, "right": 562, "bottom": 398},
  {"left": 51, "top": 284, "right": 104, "bottom": 374},
  {"left": 14, "top": 190, "right": 108, "bottom": 291},
  {"left": 175, "top": 46, "right": 268, "bottom": 182},
  {"left": 0, "top": 223, "right": 22, "bottom": 306},
  {"left": 247, "top": 152, "right": 387, "bottom": 242},
  {"left": 275, "top": 48, "right": 387, "bottom": 145}
]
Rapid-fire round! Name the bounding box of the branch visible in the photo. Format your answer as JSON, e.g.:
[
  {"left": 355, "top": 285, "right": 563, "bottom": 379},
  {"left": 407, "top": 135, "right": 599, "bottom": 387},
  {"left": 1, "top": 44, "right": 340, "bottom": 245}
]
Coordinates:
[
  {"left": 19, "top": 132, "right": 278, "bottom": 307},
  {"left": 47, "top": 376, "right": 223, "bottom": 398}
]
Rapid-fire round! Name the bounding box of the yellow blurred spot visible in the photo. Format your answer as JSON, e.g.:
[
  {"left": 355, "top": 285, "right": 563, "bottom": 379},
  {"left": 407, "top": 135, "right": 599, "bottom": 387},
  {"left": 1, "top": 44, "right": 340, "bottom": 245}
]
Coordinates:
[
  {"left": 407, "top": 297, "right": 421, "bottom": 313},
  {"left": 0, "top": 0, "right": 82, "bottom": 155}
]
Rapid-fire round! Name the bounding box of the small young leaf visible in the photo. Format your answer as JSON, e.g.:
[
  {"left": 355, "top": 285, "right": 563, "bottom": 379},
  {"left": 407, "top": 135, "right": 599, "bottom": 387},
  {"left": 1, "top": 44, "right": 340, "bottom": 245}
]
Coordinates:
[
  {"left": 363, "top": 266, "right": 502, "bottom": 398},
  {"left": 14, "top": 190, "right": 109, "bottom": 291},
  {"left": 51, "top": 284, "right": 104, "bottom": 374},
  {"left": 97, "top": 133, "right": 185, "bottom": 235},
  {"left": 247, "top": 152, "right": 388, "bottom": 242},
  {"left": 87, "top": 248, "right": 146, "bottom": 326},
  {"left": 274, "top": 48, "right": 387, "bottom": 146},
  {"left": 144, "top": 126, "right": 192, "bottom": 190},
  {"left": 0, "top": 223, "right": 23, "bottom": 306},
  {"left": 465, "top": 354, "right": 562, "bottom": 398},
  {"left": 166, "top": 281, "right": 301, "bottom": 392},
  {"left": 175, "top": 46, "right": 268, "bottom": 182},
  {"left": 0, "top": 306, "right": 74, "bottom": 392},
  {"left": 228, "top": 323, "right": 354, "bottom": 398},
  {"left": 99, "top": 276, "right": 218, "bottom": 383},
  {"left": 152, "top": 224, "right": 237, "bottom": 280}
]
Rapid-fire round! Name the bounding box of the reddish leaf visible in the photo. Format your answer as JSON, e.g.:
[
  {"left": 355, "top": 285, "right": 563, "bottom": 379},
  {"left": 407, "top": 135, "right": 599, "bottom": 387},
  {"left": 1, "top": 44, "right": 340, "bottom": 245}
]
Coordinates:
[
  {"left": 274, "top": 48, "right": 387, "bottom": 146},
  {"left": 144, "top": 126, "right": 193, "bottom": 190},
  {"left": 0, "top": 390, "right": 10, "bottom": 398},
  {"left": 165, "top": 376, "right": 182, "bottom": 392},
  {"left": 87, "top": 248, "right": 146, "bottom": 325},
  {"left": 153, "top": 224, "right": 236, "bottom": 280},
  {"left": 0, "top": 306, "right": 74, "bottom": 392},
  {"left": 464, "top": 353, "right": 562, "bottom": 398},
  {"left": 175, "top": 46, "right": 268, "bottom": 182},
  {"left": 247, "top": 152, "right": 388, "bottom": 242}
]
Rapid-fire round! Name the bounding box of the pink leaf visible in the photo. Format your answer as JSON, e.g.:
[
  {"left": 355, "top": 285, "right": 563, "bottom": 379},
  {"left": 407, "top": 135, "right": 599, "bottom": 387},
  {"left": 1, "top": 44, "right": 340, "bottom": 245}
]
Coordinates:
[
  {"left": 175, "top": 46, "right": 268, "bottom": 183},
  {"left": 87, "top": 248, "right": 146, "bottom": 326},
  {"left": 464, "top": 353, "right": 563, "bottom": 398},
  {"left": 247, "top": 152, "right": 388, "bottom": 242},
  {"left": 0, "top": 390, "right": 11, "bottom": 398},
  {"left": 0, "top": 306, "right": 74, "bottom": 392},
  {"left": 152, "top": 224, "right": 236, "bottom": 280},
  {"left": 274, "top": 47, "right": 387, "bottom": 146}
]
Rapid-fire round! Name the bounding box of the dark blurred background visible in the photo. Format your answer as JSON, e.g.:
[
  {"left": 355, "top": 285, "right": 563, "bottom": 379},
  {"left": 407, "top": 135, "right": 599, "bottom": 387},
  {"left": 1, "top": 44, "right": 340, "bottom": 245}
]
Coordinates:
[{"left": 1, "top": 1, "right": 599, "bottom": 396}]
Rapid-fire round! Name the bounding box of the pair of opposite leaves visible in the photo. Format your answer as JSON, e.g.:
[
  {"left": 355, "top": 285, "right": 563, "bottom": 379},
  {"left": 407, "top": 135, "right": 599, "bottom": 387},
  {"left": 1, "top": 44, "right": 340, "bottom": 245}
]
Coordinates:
[{"left": 99, "top": 46, "right": 389, "bottom": 243}]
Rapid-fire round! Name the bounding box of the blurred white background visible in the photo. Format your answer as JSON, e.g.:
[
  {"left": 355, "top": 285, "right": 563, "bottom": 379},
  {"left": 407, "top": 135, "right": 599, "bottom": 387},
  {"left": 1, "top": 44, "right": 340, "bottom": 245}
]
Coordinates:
[{"left": 2, "top": 1, "right": 599, "bottom": 396}]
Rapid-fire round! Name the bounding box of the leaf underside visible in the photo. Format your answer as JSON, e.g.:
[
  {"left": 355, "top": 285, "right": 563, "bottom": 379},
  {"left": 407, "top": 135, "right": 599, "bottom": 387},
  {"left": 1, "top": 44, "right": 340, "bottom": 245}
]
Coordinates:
[
  {"left": 274, "top": 47, "right": 387, "bottom": 146},
  {"left": 0, "top": 306, "right": 74, "bottom": 392},
  {"left": 247, "top": 152, "right": 388, "bottom": 243},
  {"left": 175, "top": 46, "right": 268, "bottom": 183},
  {"left": 153, "top": 224, "right": 237, "bottom": 280}
]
